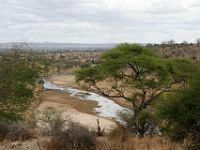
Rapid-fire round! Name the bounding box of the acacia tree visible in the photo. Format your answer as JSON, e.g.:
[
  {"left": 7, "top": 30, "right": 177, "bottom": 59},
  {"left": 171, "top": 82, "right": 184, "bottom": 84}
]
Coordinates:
[
  {"left": 167, "top": 39, "right": 176, "bottom": 46},
  {"left": 75, "top": 44, "right": 194, "bottom": 135}
]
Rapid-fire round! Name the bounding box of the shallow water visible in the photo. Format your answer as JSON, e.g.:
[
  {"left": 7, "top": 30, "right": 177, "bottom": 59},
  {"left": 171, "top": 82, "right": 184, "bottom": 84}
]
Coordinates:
[{"left": 43, "top": 79, "right": 131, "bottom": 123}]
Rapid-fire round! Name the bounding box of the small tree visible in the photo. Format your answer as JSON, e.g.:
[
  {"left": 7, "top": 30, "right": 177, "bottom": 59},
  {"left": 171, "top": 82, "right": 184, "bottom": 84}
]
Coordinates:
[
  {"left": 167, "top": 39, "right": 176, "bottom": 46},
  {"left": 181, "top": 40, "right": 189, "bottom": 46},
  {"left": 75, "top": 43, "right": 194, "bottom": 135}
]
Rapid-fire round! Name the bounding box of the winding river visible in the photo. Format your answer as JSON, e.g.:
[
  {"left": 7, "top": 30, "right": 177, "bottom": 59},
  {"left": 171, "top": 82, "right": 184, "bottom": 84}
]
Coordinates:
[{"left": 43, "top": 79, "right": 131, "bottom": 123}]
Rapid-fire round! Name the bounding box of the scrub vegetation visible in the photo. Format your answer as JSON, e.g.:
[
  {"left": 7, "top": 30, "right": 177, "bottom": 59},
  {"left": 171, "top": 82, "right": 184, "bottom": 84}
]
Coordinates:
[{"left": 0, "top": 42, "right": 200, "bottom": 150}]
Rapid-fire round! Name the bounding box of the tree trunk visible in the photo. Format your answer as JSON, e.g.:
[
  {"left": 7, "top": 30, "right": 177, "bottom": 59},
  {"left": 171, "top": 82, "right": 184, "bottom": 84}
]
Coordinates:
[{"left": 127, "top": 107, "right": 143, "bottom": 136}]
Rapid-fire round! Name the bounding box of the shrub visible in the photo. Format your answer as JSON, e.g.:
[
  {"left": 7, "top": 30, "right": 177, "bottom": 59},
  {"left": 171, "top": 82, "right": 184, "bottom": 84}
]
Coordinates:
[
  {"left": 156, "top": 72, "right": 200, "bottom": 149},
  {"left": 41, "top": 107, "right": 96, "bottom": 150},
  {"left": 0, "top": 121, "right": 33, "bottom": 141},
  {"left": 6, "top": 122, "right": 33, "bottom": 141},
  {"left": 47, "top": 123, "right": 96, "bottom": 150},
  {"left": 39, "top": 107, "right": 69, "bottom": 137},
  {"left": 0, "top": 121, "right": 7, "bottom": 141},
  {"left": 119, "top": 110, "right": 159, "bottom": 136}
]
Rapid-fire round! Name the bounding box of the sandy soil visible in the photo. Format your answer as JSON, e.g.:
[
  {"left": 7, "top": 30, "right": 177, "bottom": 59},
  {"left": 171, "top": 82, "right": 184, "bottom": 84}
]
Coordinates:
[{"left": 35, "top": 101, "right": 117, "bottom": 133}]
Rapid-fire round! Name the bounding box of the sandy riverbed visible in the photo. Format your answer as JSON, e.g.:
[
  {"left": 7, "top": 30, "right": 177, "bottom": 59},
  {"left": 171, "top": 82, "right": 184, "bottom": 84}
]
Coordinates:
[
  {"left": 41, "top": 90, "right": 98, "bottom": 115},
  {"left": 48, "top": 74, "right": 132, "bottom": 108},
  {"left": 48, "top": 74, "right": 80, "bottom": 88},
  {"left": 34, "top": 74, "right": 118, "bottom": 132}
]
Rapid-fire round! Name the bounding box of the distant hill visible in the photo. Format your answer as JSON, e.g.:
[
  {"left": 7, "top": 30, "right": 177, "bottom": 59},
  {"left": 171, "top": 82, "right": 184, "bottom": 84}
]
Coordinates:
[{"left": 0, "top": 42, "right": 119, "bottom": 51}]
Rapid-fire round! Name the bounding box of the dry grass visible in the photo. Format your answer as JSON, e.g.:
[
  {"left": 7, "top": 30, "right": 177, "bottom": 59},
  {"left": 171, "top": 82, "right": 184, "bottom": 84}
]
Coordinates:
[
  {"left": 96, "top": 126, "right": 186, "bottom": 150},
  {"left": 97, "top": 136, "right": 185, "bottom": 150},
  {"left": 46, "top": 122, "right": 96, "bottom": 150},
  {"left": 46, "top": 122, "right": 186, "bottom": 150}
]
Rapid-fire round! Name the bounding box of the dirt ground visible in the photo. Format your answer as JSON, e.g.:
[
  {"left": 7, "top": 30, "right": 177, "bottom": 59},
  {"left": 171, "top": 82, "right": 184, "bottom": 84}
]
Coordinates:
[{"left": 42, "top": 90, "right": 98, "bottom": 115}]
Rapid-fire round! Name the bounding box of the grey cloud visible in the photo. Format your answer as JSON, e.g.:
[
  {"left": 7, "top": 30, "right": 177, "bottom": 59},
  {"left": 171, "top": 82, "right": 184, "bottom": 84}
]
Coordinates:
[{"left": 0, "top": 0, "right": 200, "bottom": 43}]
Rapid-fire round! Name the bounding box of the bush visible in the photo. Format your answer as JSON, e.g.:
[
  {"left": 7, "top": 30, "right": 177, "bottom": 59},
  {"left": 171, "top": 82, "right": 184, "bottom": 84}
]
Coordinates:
[
  {"left": 47, "top": 123, "right": 96, "bottom": 150},
  {"left": 0, "top": 121, "right": 7, "bottom": 141},
  {"left": 39, "top": 107, "right": 69, "bottom": 137},
  {"left": 41, "top": 107, "right": 96, "bottom": 150},
  {"left": 6, "top": 122, "right": 33, "bottom": 141},
  {"left": 119, "top": 111, "right": 159, "bottom": 136},
  {"left": 0, "top": 121, "right": 33, "bottom": 141},
  {"left": 156, "top": 72, "right": 200, "bottom": 149}
]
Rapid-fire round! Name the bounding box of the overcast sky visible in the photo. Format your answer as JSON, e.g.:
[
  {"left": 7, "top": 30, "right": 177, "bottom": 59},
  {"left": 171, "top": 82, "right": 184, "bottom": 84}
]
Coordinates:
[{"left": 0, "top": 0, "right": 200, "bottom": 43}]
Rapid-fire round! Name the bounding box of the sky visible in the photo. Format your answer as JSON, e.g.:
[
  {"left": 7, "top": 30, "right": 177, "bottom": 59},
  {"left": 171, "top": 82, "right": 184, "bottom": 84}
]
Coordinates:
[{"left": 0, "top": 0, "right": 200, "bottom": 43}]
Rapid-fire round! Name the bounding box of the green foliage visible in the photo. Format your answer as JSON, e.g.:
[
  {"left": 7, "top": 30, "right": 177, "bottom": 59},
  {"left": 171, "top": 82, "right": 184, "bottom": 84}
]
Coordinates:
[
  {"left": 0, "top": 55, "right": 39, "bottom": 121},
  {"left": 75, "top": 43, "right": 196, "bottom": 136},
  {"left": 75, "top": 43, "right": 193, "bottom": 104},
  {"left": 0, "top": 112, "right": 22, "bottom": 122},
  {"left": 75, "top": 63, "right": 106, "bottom": 83},
  {"left": 120, "top": 110, "right": 158, "bottom": 136},
  {"left": 156, "top": 71, "right": 200, "bottom": 149}
]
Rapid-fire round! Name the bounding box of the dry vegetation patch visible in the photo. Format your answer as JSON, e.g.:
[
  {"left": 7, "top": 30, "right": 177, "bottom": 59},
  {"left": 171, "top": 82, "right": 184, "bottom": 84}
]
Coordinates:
[{"left": 97, "top": 136, "right": 185, "bottom": 150}]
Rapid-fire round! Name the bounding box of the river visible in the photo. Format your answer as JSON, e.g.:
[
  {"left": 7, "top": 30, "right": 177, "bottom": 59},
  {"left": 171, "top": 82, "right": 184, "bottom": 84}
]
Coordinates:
[{"left": 43, "top": 79, "right": 131, "bottom": 124}]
